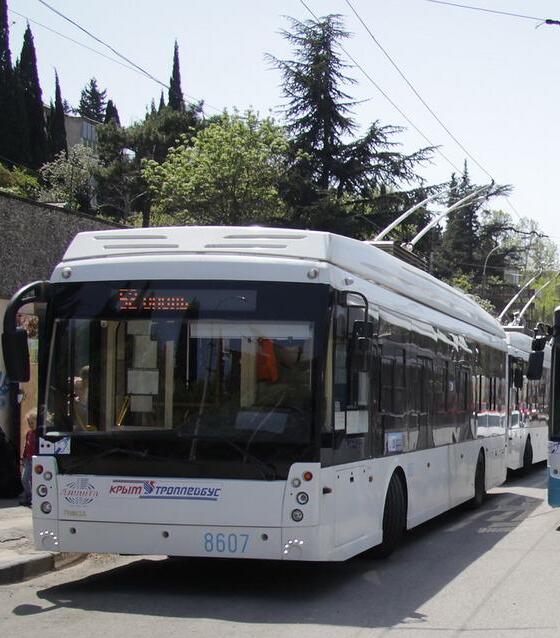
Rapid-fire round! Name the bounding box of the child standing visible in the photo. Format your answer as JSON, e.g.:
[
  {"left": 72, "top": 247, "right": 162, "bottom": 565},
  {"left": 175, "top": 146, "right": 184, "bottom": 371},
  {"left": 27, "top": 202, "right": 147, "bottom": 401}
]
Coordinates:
[{"left": 19, "top": 409, "right": 37, "bottom": 506}]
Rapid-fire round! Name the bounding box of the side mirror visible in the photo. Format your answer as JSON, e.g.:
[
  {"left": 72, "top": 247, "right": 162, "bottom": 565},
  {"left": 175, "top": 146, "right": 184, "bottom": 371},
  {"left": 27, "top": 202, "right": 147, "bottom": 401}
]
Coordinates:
[
  {"left": 526, "top": 351, "right": 544, "bottom": 380},
  {"left": 1, "top": 328, "right": 30, "bottom": 382},
  {"left": 351, "top": 336, "right": 372, "bottom": 373},
  {"left": 513, "top": 367, "right": 524, "bottom": 389},
  {"left": 531, "top": 335, "right": 547, "bottom": 352},
  {"left": 352, "top": 319, "right": 374, "bottom": 338}
]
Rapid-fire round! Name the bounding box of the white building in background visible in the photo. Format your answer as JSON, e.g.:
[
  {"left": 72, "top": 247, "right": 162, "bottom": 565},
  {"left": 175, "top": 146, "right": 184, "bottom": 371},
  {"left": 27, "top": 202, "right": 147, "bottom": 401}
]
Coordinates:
[
  {"left": 42, "top": 106, "right": 100, "bottom": 152},
  {"left": 63, "top": 113, "right": 99, "bottom": 151}
]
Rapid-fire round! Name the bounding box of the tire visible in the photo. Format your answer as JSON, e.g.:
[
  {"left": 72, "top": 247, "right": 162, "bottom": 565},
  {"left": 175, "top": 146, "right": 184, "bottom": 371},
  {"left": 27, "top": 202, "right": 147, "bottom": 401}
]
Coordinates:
[
  {"left": 371, "top": 473, "right": 406, "bottom": 558},
  {"left": 522, "top": 437, "right": 533, "bottom": 472},
  {"left": 469, "top": 451, "right": 486, "bottom": 509}
]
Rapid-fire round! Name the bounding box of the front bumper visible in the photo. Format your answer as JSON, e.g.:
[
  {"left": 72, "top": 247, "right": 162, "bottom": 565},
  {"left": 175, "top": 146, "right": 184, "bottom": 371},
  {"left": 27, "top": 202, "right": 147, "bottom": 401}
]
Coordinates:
[{"left": 34, "top": 518, "right": 323, "bottom": 560}]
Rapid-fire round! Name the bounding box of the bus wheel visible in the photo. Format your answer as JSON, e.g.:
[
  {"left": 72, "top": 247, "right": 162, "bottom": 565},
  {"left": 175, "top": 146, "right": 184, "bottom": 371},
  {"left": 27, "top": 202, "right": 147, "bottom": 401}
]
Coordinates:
[
  {"left": 469, "top": 451, "right": 486, "bottom": 509},
  {"left": 522, "top": 437, "right": 533, "bottom": 472},
  {"left": 371, "top": 473, "right": 406, "bottom": 558}
]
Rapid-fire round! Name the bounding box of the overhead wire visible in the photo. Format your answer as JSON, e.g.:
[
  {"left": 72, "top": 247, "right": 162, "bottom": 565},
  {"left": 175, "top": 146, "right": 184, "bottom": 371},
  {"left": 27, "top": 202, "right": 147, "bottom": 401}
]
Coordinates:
[
  {"left": 26, "top": 2, "right": 223, "bottom": 114},
  {"left": 339, "top": 0, "right": 526, "bottom": 220},
  {"left": 9, "top": 9, "right": 143, "bottom": 76},
  {"left": 299, "top": 0, "right": 462, "bottom": 175},
  {"left": 37, "top": 0, "right": 169, "bottom": 89},
  {"left": 345, "top": 0, "right": 493, "bottom": 182},
  {"left": 424, "top": 1, "right": 550, "bottom": 23}
]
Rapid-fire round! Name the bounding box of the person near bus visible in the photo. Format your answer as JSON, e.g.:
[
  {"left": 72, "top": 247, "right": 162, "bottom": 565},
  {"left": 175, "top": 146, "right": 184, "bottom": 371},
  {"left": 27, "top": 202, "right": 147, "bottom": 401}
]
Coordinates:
[{"left": 19, "top": 408, "right": 37, "bottom": 506}]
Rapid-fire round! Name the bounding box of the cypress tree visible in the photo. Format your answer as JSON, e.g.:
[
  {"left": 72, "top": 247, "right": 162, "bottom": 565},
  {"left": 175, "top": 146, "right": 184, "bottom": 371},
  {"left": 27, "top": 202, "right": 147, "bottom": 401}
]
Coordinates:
[
  {"left": 0, "top": 0, "right": 9, "bottom": 79},
  {"left": 158, "top": 90, "right": 165, "bottom": 111},
  {"left": 0, "top": 0, "right": 12, "bottom": 161},
  {"left": 78, "top": 77, "right": 107, "bottom": 121},
  {"left": 17, "top": 24, "right": 47, "bottom": 168},
  {"left": 168, "top": 41, "right": 184, "bottom": 111},
  {"left": 104, "top": 99, "right": 120, "bottom": 126},
  {"left": 0, "top": 0, "right": 28, "bottom": 167},
  {"left": 47, "top": 71, "right": 67, "bottom": 159}
]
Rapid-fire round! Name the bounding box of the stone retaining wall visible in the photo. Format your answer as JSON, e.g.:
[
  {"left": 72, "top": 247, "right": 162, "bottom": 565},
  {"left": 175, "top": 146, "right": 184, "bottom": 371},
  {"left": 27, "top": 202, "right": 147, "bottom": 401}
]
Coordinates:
[{"left": 0, "top": 192, "right": 124, "bottom": 298}]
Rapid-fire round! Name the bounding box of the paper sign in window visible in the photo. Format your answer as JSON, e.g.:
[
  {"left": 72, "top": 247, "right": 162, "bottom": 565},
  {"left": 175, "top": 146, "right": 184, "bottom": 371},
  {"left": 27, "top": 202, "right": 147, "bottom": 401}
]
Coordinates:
[
  {"left": 130, "top": 395, "right": 153, "bottom": 413},
  {"left": 346, "top": 410, "right": 368, "bottom": 434},
  {"left": 132, "top": 336, "right": 158, "bottom": 368},
  {"left": 127, "top": 369, "right": 159, "bottom": 395}
]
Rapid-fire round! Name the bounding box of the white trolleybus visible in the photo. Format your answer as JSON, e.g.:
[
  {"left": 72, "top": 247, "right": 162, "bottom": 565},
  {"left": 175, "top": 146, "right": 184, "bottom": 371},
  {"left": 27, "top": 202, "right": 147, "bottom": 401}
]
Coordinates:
[
  {"left": 2, "top": 227, "right": 509, "bottom": 561},
  {"left": 534, "top": 307, "right": 560, "bottom": 507},
  {"left": 504, "top": 326, "right": 550, "bottom": 472}
]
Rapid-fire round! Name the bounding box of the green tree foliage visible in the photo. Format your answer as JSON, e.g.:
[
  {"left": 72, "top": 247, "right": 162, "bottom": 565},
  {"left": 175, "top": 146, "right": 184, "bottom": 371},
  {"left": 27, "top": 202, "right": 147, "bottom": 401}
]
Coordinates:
[
  {"left": 129, "top": 103, "right": 203, "bottom": 163},
  {"left": 47, "top": 71, "right": 67, "bottom": 159},
  {"left": 168, "top": 41, "right": 184, "bottom": 111},
  {"left": 16, "top": 24, "right": 47, "bottom": 168},
  {"left": 0, "top": 163, "right": 39, "bottom": 198},
  {"left": 432, "top": 163, "right": 511, "bottom": 282},
  {"left": 104, "top": 99, "right": 120, "bottom": 126},
  {"left": 447, "top": 273, "right": 495, "bottom": 315},
  {"left": 533, "top": 274, "right": 560, "bottom": 323},
  {"left": 78, "top": 77, "right": 107, "bottom": 122},
  {"left": 39, "top": 144, "right": 98, "bottom": 211},
  {"left": 142, "top": 110, "right": 289, "bottom": 225},
  {"left": 96, "top": 121, "right": 146, "bottom": 222},
  {"left": 268, "top": 14, "right": 432, "bottom": 234},
  {"left": 95, "top": 102, "right": 203, "bottom": 225}
]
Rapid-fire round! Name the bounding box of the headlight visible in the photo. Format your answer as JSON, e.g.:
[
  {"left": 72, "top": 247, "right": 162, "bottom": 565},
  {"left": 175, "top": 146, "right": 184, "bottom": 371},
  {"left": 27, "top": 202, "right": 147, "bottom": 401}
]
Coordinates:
[
  {"left": 296, "top": 492, "right": 309, "bottom": 505},
  {"left": 291, "top": 508, "right": 304, "bottom": 522},
  {"left": 40, "top": 501, "right": 52, "bottom": 514},
  {"left": 37, "top": 485, "right": 48, "bottom": 497}
]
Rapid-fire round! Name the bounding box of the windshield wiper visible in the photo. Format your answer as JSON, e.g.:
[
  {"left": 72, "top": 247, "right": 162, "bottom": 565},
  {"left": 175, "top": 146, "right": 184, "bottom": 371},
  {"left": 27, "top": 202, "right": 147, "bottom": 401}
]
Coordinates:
[{"left": 177, "top": 431, "right": 278, "bottom": 480}]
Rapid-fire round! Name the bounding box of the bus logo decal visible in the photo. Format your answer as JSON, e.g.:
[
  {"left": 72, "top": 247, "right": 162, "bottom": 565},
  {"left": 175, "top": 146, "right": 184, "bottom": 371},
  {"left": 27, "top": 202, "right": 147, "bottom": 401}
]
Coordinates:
[
  {"left": 109, "top": 479, "right": 222, "bottom": 501},
  {"left": 63, "top": 478, "right": 99, "bottom": 506}
]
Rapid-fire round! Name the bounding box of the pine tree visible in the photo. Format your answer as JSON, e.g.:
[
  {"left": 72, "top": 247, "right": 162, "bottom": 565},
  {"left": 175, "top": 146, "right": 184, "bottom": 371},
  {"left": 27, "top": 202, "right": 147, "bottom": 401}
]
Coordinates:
[
  {"left": 168, "top": 41, "right": 184, "bottom": 111},
  {"left": 268, "top": 14, "right": 431, "bottom": 233},
  {"left": 104, "top": 99, "right": 120, "bottom": 126},
  {"left": 78, "top": 77, "right": 107, "bottom": 121},
  {"left": 158, "top": 90, "right": 166, "bottom": 111},
  {"left": 439, "top": 164, "right": 480, "bottom": 279},
  {"left": 47, "top": 71, "right": 67, "bottom": 159},
  {"left": 17, "top": 24, "right": 47, "bottom": 168},
  {"left": 432, "top": 163, "right": 511, "bottom": 282}
]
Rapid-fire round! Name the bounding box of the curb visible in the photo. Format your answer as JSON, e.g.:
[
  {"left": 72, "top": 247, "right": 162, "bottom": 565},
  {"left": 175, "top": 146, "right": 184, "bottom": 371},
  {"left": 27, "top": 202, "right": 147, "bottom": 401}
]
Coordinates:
[{"left": 0, "top": 552, "right": 86, "bottom": 585}]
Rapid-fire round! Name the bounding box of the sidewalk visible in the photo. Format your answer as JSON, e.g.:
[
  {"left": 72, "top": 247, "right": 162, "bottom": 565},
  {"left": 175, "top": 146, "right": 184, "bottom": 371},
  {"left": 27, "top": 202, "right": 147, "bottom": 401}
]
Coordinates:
[{"left": 0, "top": 499, "right": 84, "bottom": 584}]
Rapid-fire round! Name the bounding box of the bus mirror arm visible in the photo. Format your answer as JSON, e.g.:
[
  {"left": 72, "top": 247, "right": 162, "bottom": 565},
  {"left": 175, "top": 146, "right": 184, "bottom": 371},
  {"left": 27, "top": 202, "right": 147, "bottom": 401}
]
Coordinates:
[{"left": 2, "top": 280, "right": 49, "bottom": 383}]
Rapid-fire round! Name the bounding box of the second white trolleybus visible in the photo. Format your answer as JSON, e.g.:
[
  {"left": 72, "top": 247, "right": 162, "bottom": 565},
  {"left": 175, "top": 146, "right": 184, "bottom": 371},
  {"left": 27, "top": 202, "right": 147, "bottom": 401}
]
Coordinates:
[
  {"left": 3, "top": 227, "right": 509, "bottom": 560},
  {"left": 504, "top": 326, "right": 549, "bottom": 472}
]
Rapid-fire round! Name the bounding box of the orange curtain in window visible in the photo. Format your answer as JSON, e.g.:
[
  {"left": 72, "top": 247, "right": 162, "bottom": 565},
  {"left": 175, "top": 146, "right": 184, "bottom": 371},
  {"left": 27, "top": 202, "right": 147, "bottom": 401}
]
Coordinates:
[{"left": 257, "top": 339, "right": 279, "bottom": 383}]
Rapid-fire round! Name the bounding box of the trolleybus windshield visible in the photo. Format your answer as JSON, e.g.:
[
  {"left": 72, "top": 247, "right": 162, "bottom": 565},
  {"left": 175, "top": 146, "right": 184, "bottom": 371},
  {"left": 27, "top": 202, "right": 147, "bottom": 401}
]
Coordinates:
[{"left": 42, "top": 281, "right": 328, "bottom": 478}]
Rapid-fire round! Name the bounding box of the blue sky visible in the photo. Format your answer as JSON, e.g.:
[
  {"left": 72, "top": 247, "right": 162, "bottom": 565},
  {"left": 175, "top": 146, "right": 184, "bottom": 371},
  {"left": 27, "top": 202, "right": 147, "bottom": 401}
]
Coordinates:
[{"left": 8, "top": 0, "right": 560, "bottom": 245}]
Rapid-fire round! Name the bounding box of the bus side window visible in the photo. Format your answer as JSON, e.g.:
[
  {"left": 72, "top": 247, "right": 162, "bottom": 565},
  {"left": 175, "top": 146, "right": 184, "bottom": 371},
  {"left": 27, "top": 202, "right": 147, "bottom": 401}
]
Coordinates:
[{"left": 380, "top": 357, "right": 394, "bottom": 413}]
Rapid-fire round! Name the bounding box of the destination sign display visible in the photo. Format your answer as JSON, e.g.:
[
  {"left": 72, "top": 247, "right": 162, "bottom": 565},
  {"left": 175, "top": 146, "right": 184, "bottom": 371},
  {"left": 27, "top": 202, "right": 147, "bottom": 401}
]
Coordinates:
[
  {"left": 114, "top": 288, "right": 257, "bottom": 313},
  {"left": 117, "top": 288, "right": 191, "bottom": 311}
]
